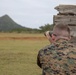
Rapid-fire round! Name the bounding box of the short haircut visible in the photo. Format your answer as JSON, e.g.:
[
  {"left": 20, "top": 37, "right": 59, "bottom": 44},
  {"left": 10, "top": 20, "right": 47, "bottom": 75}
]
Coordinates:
[{"left": 53, "top": 24, "right": 70, "bottom": 37}]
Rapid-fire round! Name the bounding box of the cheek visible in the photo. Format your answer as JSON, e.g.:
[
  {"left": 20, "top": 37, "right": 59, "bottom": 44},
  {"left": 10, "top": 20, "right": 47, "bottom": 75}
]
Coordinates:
[{"left": 52, "top": 35, "right": 55, "bottom": 41}]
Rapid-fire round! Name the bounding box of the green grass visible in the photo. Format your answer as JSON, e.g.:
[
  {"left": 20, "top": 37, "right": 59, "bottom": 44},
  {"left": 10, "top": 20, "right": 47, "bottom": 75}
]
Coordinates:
[{"left": 0, "top": 33, "right": 49, "bottom": 75}]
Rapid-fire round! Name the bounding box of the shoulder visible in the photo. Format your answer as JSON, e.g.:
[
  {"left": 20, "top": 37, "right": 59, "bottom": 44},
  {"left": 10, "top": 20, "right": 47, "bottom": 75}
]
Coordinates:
[{"left": 38, "top": 44, "right": 56, "bottom": 55}]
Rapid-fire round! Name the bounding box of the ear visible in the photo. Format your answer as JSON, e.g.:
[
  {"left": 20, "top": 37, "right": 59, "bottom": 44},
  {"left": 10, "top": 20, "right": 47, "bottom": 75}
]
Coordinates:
[{"left": 51, "top": 34, "right": 56, "bottom": 41}]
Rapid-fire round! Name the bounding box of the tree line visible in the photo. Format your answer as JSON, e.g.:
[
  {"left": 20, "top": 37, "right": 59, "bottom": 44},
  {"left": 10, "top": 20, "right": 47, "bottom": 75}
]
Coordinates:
[{"left": 10, "top": 24, "right": 54, "bottom": 33}]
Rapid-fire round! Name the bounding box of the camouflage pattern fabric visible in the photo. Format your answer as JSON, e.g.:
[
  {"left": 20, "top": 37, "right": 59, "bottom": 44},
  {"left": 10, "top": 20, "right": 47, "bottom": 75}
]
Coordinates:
[{"left": 37, "top": 39, "right": 76, "bottom": 75}]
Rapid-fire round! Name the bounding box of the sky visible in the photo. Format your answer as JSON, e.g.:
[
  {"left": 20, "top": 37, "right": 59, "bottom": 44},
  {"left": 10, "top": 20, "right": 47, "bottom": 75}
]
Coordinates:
[{"left": 0, "top": 0, "right": 76, "bottom": 28}]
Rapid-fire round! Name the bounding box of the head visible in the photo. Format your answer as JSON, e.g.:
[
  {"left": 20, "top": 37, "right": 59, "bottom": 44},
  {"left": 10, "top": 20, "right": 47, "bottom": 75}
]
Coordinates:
[
  {"left": 44, "top": 24, "right": 71, "bottom": 43},
  {"left": 52, "top": 24, "right": 71, "bottom": 42}
]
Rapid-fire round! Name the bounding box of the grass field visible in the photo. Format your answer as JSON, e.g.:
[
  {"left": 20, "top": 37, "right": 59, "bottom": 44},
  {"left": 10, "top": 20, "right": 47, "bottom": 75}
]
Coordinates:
[{"left": 0, "top": 33, "right": 49, "bottom": 75}]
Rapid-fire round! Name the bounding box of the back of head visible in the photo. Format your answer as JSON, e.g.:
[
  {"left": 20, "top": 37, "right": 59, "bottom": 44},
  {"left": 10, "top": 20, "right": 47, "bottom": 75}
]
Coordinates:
[{"left": 53, "top": 24, "right": 70, "bottom": 38}]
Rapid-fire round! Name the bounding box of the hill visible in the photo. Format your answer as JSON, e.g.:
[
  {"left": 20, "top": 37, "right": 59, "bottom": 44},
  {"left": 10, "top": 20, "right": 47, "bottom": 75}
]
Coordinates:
[
  {"left": 0, "top": 14, "right": 24, "bottom": 32},
  {"left": 0, "top": 14, "right": 53, "bottom": 33}
]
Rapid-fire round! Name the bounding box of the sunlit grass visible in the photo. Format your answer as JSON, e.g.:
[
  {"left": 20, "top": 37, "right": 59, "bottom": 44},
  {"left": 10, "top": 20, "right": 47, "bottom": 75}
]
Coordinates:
[
  {"left": 0, "top": 33, "right": 49, "bottom": 75},
  {"left": 0, "top": 32, "right": 44, "bottom": 37}
]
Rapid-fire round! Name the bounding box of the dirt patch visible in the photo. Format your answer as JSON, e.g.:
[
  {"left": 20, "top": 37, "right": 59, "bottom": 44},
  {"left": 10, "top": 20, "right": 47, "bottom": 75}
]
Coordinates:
[{"left": 0, "top": 37, "right": 46, "bottom": 40}]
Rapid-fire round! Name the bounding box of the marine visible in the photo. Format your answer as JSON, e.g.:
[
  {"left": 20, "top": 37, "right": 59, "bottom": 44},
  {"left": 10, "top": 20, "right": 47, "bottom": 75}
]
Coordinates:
[{"left": 37, "top": 24, "right": 76, "bottom": 75}]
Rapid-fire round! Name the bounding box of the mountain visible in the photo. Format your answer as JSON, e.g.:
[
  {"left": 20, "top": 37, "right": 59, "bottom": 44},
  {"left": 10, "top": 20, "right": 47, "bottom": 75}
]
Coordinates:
[
  {"left": 0, "top": 14, "right": 24, "bottom": 31},
  {"left": 0, "top": 14, "right": 53, "bottom": 33}
]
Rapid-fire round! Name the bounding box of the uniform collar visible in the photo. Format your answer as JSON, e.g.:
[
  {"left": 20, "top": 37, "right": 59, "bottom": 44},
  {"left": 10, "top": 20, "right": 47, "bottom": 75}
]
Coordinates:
[
  {"left": 54, "top": 39, "right": 71, "bottom": 48},
  {"left": 49, "top": 39, "right": 73, "bottom": 49},
  {"left": 56, "top": 39, "right": 68, "bottom": 43}
]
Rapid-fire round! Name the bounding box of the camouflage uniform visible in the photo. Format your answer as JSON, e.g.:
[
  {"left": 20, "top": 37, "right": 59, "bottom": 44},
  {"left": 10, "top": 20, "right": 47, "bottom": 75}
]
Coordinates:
[{"left": 37, "top": 39, "right": 76, "bottom": 75}]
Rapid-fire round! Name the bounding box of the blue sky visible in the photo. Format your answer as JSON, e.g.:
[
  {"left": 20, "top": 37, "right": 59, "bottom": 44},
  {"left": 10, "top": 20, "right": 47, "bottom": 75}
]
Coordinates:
[{"left": 0, "top": 0, "right": 76, "bottom": 28}]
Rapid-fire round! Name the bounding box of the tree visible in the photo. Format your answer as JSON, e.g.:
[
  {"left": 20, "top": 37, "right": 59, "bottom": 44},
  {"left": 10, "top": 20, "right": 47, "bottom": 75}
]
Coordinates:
[{"left": 39, "top": 24, "right": 54, "bottom": 32}]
